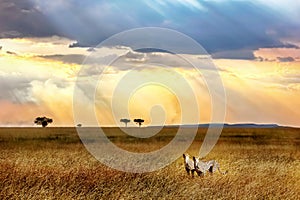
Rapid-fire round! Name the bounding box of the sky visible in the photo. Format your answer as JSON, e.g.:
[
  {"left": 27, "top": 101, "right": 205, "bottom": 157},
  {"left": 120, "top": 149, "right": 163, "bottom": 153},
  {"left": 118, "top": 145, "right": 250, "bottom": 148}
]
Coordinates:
[{"left": 0, "top": 0, "right": 300, "bottom": 127}]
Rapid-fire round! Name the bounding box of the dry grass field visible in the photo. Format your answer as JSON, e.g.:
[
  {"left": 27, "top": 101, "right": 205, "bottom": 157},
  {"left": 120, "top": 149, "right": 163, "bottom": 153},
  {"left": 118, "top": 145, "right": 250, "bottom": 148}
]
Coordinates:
[{"left": 0, "top": 127, "right": 299, "bottom": 199}]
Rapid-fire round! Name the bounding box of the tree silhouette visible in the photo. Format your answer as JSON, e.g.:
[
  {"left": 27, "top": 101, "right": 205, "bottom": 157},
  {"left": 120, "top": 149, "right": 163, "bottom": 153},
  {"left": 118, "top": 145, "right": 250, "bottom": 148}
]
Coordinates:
[
  {"left": 34, "top": 116, "right": 53, "bottom": 127},
  {"left": 134, "top": 119, "right": 144, "bottom": 127},
  {"left": 120, "top": 118, "right": 130, "bottom": 127}
]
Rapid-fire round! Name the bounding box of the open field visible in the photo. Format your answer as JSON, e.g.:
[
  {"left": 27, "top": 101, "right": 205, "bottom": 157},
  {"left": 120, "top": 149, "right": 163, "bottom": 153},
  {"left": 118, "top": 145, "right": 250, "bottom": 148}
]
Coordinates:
[{"left": 0, "top": 127, "right": 299, "bottom": 199}]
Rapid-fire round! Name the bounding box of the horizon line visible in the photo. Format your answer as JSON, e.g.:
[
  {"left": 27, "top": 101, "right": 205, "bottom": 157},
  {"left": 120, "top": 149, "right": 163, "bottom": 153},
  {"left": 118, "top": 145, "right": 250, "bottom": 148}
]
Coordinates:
[{"left": 0, "top": 123, "right": 299, "bottom": 129}]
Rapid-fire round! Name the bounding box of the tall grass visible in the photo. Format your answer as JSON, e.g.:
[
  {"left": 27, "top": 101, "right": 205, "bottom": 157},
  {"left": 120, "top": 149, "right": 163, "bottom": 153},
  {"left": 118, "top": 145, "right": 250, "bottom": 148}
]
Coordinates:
[{"left": 0, "top": 127, "right": 299, "bottom": 199}]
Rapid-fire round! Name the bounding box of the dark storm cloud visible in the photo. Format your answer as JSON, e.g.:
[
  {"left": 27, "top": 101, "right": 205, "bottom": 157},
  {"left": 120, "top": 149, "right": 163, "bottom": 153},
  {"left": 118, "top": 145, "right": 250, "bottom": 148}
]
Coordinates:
[
  {"left": 211, "top": 50, "right": 255, "bottom": 60},
  {"left": 184, "top": 1, "right": 291, "bottom": 52},
  {"left": 87, "top": 47, "right": 96, "bottom": 52},
  {"left": 124, "top": 51, "right": 146, "bottom": 62},
  {"left": 277, "top": 57, "right": 295, "bottom": 62},
  {"left": 1, "top": 0, "right": 300, "bottom": 58},
  {"left": 39, "top": 54, "right": 86, "bottom": 65},
  {"left": 68, "top": 42, "right": 90, "bottom": 48},
  {"left": 0, "top": 0, "right": 59, "bottom": 38},
  {"left": 0, "top": 30, "right": 22, "bottom": 38},
  {"left": 6, "top": 51, "right": 17, "bottom": 55}
]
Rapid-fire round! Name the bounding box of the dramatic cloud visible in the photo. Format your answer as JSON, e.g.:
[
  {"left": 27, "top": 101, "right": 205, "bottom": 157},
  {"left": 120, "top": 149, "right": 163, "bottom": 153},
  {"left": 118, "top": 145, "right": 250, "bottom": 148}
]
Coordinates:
[
  {"left": 212, "top": 50, "right": 255, "bottom": 60},
  {"left": 39, "top": 54, "right": 86, "bottom": 65},
  {"left": 0, "top": 0, "right": 299, "bottom": 58},
  {"left": 1, "top": 1, "right": 300, "bottom": 126},
  {"left": 0, "top": 0, "right": 58, "bottom": 38},
  {"left": 277, "top": 57, "right": 295, "bottom": 62},
  {"left": 254, "top": 47, "right": 300, "bottom": 62}
]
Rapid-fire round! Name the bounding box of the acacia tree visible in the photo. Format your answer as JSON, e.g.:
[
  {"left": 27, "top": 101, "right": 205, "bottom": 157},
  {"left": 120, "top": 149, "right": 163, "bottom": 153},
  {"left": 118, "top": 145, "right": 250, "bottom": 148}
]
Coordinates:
[
  {"left": 134, "top": 118, "right": 144, "bottom": 128},
  {"left": 34, "top": 116, "right": 53, "bottom": 127},
  {"left": 120, "top": 118, "right": 130, "bottom": 127}
]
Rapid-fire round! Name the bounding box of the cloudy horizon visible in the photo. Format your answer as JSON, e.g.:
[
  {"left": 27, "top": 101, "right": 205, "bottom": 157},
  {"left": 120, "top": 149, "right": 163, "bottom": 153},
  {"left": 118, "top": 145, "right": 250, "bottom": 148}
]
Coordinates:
[{"left": 1, "top": 0, "right": 300, "bottom": 127}]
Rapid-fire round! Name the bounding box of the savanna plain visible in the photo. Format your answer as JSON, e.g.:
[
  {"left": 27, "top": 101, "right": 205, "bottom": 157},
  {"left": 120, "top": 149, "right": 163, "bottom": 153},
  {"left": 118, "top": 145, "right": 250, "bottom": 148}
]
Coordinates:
[{"left": 0, "top": 127, "right": 299, "bottom": 199}]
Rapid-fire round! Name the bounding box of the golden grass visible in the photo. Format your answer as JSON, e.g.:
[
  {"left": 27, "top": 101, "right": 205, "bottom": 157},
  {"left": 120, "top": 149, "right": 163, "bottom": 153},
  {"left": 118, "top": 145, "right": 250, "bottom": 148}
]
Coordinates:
[{"left": 0, "top": 127, "right": 299, "bottom": 199}]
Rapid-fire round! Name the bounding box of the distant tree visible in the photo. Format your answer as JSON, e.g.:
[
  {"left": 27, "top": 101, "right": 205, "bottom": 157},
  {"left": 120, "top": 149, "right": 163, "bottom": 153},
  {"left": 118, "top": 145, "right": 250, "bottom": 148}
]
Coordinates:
[
  {"left": 34, "top": 116, "right": 53, "bottom": 127},
  {"left": 120, "top": 118, "right": 130, "bottom": 127},
  {"left": 77, "top": 124, "right": 82, "bottom": 127},
  {"left": 134, "top": 119, "right": 144, "bottom": 127}
]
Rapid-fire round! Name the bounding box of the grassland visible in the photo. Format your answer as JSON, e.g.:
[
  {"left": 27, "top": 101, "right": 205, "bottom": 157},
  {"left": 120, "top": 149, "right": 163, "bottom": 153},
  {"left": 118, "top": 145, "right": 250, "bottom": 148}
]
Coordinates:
[{"left": 0, "top": 127, "right": 299, "bottom": 199}]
